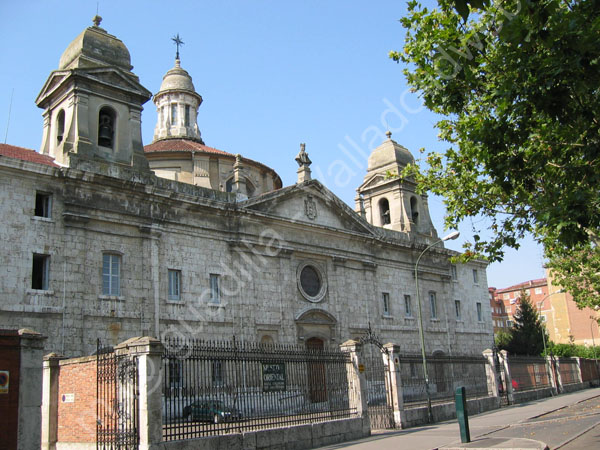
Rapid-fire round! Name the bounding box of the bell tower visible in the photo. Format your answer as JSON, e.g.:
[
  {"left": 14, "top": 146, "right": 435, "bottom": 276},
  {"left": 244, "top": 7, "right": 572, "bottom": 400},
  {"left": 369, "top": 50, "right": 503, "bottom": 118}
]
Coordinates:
[
  {"left": 356, "top": 131, "right": 437, "bottom": 237},
  {"left": 36, "top": 16, "right": 152, "bottom": 171}
]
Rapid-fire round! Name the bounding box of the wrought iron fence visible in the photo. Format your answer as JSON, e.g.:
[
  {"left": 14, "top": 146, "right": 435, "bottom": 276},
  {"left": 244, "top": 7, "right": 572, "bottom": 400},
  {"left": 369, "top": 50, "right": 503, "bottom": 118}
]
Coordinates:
[
  {"left": 96, "top": 341, "right": 139, "bottom": 449},
  {"left": 398, "top": 355, "right": 491, "bottom": 405},
  {"left": 557, "top": 358, "right": 581, "bottom": 385},
  {"left": 162, "top": 338, "right": 357, "bottom": 440},
  {"left": 359, "top": 345, "right": 394, "bottom": 430},
  {"left": 508, "top": 356, "right": 550, "bottom": 392}
]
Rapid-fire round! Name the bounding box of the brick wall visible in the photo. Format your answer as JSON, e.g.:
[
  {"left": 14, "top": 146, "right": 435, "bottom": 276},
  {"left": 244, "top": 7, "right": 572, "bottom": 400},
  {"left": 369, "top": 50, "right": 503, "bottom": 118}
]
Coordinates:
[{"left": 56, "top": 356, "right": 97, "bottom": 443}]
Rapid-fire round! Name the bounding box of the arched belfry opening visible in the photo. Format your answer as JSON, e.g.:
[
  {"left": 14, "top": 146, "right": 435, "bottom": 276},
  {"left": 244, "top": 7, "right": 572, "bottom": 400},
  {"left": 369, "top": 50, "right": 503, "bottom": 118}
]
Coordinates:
[
  {"left": 56, "top": 109, "right": 65, "bottom": 146},
  {"left": 98, "top": 106, "right": 116, "bottom": 149},
  {"left": 410, "top": 196, "right": 419, "bottom": 224},
  {"left": 379, "top": 198, "right": 391, "bottom": 225}
]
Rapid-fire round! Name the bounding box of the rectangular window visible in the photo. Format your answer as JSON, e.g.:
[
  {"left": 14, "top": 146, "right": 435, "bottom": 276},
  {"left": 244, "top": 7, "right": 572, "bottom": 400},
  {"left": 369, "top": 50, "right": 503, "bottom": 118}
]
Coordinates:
[
  {"left": 455, "top": 300, "right": 461, "bottom": 319},
  {"left": 184, "top": 105, "right": 190, "bottom": 126},
  {"left": 32, "top": 253, "right": 50, "bottom": 290},
  {"left": 472, "top": 269, "right": 479, "bottom": 284},
  {"left": 535, "top": 287, "right": 543, "bottom": 295},
  {"left": 503, "top": 293, "right": 509, "bottom": 300},
  {"left": 212, "top": 360, "right": 224, "bottom": 386},
  {"left": 35, "top": 192, "right": 52, "bottom": 218},
  {"left": 210, "top": 273, "right": 220, "bottom": 303},
  {"left": 382, "top": 292, "right": 390, "bottom": 316},
  {"left": 404, "top": 295, "right": 412, "bottom": 317},
  {"left": 169, "top": 360, "right": 182, "bottom": 388},
  {"left": 171, "top": 104, "right": 177, "bottom": 124},
  {"left": 477, "top": 302, "right": 483, "bottom": 321},
  {"left": 429, "top": 292, "right": 437, "bottom": 319},
  {"left": 102, "top": 253, "right": 121, "bottom": 296},
  {"left": 168, "top": 269, "right": 181, "bottom": 301},
  {"left": 450, "top": 264, "right": 457, "bottom": 280},
  {"left": 507, "top": 320, "right": 513, "bottom": 327}
]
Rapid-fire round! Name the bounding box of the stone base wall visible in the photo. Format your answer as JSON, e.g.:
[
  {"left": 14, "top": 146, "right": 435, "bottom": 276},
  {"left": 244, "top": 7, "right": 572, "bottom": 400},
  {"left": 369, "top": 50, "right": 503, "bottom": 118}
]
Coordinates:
[
  {"left": 401, "top": 396, "right": 501, "bottom": 428},
  {"left": 158, "top": 417, "right": 370, "bottom": 450}
]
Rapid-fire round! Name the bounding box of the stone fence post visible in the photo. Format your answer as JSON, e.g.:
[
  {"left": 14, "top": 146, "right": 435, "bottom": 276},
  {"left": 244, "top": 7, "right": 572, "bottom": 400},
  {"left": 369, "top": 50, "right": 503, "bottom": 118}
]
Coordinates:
[
  {"left": 498, "top": 350, "right": 515, "bottom": 404},
  {"left": 383, "top": 343, "right": 406, "bottom": 428},
  {"left": 482, "top": 349, "right": 501, "bottom": 398},
  {"left": 41, "top": 352, "right": 65, "bottom": 450},
  {"left": 17, "top": 329, "right": 47, "bottom": 450},
  {"left": 340, "top": 340, "right": 370, "bottom": 434},
  {"left": 114, "top": 336, "right": 164, "bottom": 450}
]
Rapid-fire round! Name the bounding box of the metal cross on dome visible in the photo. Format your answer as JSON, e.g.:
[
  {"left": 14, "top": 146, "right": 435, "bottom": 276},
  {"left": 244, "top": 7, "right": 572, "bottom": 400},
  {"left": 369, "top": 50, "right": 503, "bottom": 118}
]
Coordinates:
[{"left": 172, "top": 33, "right": 184, "bottom": 60}]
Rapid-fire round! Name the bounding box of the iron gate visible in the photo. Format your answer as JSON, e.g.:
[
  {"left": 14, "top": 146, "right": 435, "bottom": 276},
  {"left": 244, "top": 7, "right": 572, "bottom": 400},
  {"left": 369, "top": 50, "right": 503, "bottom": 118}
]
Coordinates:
[
  {"left": 96, "top": 341, "right": 140, "bottom": 449},
  {"left": 359, "top": 326, "right": 395, "bottom": 430}
]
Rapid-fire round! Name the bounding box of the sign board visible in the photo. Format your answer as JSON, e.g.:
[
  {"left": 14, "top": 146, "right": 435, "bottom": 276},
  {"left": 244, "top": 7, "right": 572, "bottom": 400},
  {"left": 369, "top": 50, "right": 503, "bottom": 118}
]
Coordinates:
[
  {"left": 62, "top": 393, "right": 75, "bottom": 403},
  {"left": 262, "top": 362, "right": 286, "bottom": 392},
  {"left": 0, "top": 371, "right": 8, "bottom": 394},
  {"left": 358, "top": 364, "right": 365, "bottom": 373}
]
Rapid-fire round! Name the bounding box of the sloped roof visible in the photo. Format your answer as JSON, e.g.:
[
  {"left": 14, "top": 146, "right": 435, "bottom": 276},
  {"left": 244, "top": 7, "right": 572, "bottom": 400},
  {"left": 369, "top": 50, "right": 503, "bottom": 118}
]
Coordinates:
[
  {"left": 144, "top": 138, "right": 282, "bottom": 186},
  {"left": 496, "top": 277, "right": 547, "bottom": 293},
  {"left": 0, "top": 144, "right": 59, "bottom": 167}
]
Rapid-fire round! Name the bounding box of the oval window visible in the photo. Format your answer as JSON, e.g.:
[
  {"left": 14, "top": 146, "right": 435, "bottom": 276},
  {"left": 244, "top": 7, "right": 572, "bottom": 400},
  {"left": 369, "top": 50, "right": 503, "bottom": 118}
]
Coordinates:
[
  {"left": 297, "top": 262, "right": 327, "bottom": 302},
  {"left": 300, "top": 266, "right": 321, "bottom": 297}
]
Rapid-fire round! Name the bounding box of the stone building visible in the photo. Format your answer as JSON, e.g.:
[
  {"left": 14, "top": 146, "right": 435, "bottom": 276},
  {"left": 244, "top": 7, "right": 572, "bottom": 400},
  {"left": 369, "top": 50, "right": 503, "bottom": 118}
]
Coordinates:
[{"left": 0, "top": 18, "right": 492, "bottom": 357}]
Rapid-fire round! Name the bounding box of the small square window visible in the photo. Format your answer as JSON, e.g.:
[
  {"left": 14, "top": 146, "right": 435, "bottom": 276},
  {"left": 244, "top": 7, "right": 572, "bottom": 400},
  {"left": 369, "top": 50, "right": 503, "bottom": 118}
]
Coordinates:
[
  {"left": 472, "top": 269, "right": 479, "bottom": 284},
  {"left": 210, "top": 274, "right": 220, "bottom": 303},
  {"left": 455, "top": 300, "right": 461, "bottom": 319},
  {"left": 35, "top": 192, "right": 52, "bottom": 218},
  {"left": 32, "top": 253, "right": 50, "bottom": 290},
  {"left": 382, "top": 292, "right": 390, "bottom": 316},
  {"left": 429, "top": 292, "right": 437, "bottom": 319},
  {"left": 102, "top": 253, "right": 121, "bottom": 296},
  {"left": 477, "top": 302, "right": 483, "bottom": 322},
  {"left": 535, "top": 287, "right": 543, "bottom": 295},
  {"left": 404, "top": 295, "right": 412, "bottom": 317},
  {"left": 168, "top": 269, "right": 181, "bottom": 301}
]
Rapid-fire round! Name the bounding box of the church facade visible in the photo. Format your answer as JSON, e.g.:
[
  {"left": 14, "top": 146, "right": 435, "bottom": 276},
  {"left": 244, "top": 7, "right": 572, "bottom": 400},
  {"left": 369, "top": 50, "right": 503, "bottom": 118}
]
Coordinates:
[{"left": 0, "top": 18, "right": 492, "bottom": 357}]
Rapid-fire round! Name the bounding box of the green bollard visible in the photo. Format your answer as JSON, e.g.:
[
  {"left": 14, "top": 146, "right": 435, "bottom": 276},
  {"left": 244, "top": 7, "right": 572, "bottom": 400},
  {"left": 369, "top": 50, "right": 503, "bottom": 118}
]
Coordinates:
[{"left": 455, "top": 386, "right": 471, "bottom": 443}]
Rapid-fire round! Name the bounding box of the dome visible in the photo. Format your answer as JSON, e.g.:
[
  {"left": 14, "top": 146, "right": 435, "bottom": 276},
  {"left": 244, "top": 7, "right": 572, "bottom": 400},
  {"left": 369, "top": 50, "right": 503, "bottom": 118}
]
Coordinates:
[
  {"left": 367, "top": 131, "right": 415, "bottom": 171},
  {"left": 58, "top": 17, "right": 132, "bottom": 71},
  {"left": 158, "top": 59, "right": 198, "bottom": 95}
]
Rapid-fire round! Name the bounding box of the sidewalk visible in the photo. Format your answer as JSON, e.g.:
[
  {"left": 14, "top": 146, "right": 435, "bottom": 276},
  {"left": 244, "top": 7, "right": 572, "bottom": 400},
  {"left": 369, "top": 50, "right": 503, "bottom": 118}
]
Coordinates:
[{"left": 316, "top": 388, "right": 600, "bottom": 450}]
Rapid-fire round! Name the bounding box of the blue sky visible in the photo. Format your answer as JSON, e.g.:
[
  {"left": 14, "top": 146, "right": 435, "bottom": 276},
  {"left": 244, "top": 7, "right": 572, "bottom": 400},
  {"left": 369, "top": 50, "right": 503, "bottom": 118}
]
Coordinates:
[{"left": 0, "top": 0, "right": 546, "bottom": 288}]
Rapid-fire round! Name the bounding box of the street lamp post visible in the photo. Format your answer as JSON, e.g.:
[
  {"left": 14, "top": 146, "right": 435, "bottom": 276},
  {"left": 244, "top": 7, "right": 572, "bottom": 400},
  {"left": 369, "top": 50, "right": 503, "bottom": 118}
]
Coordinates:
[
  {"left": 536, "top": 290, "right": 564, "bottom": 357},
  {"left": 415, "top": 230, "right": 460, "bottom": 423}
]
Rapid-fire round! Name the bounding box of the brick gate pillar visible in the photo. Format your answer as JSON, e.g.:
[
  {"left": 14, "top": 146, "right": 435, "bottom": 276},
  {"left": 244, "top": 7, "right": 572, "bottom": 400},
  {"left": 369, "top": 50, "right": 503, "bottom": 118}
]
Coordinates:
[{"left": 383, "top": 343, "right": 406, "bottom": 428}]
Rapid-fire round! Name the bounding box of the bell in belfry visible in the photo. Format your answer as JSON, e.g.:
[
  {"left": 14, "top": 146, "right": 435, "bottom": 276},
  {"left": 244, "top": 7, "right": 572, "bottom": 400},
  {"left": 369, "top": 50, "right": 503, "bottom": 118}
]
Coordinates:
[{"left": 98, "top": 112, "right": 114, "bottom": 148}]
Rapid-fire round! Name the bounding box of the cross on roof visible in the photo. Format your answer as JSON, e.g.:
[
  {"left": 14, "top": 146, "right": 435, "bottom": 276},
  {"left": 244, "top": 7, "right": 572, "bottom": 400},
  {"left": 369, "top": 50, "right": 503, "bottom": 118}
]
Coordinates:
[{"left": 172, "top": 33, "right": 184, "bottom": 60}]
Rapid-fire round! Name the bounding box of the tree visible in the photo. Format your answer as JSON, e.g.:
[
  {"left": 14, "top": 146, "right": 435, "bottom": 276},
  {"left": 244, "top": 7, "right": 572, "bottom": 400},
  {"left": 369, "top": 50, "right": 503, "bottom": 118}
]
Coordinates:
[
  {"left": 391, "top": 0, "right": 600, "bottom": 308},
  {"left": 494, "top": 329, "right": 512, "bottom": 351},
  {"left": 507, "top": 290, "right": 547, "bottom": 355}
]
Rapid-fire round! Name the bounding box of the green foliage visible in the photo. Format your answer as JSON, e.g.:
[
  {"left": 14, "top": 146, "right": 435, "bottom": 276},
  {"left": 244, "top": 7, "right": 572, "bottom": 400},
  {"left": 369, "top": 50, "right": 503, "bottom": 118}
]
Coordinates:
[
  {"left": 394, "top": 0, "right": 600, "bottom": 309},
  {"left": 547, "top": 342, "right": 600, "bottom": 359},
  {"left": 494, "top": 329, "right": 512, "bottom": 351},
  {"left": 506, "top": 290, "right": 547, "bottom": 356}
]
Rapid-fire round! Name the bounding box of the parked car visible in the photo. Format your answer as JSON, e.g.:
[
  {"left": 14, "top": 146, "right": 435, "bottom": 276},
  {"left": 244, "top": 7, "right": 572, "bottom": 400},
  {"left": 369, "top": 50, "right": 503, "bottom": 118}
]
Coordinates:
[{"left": 183, "top": 400, "right": 240, "bottom": 423}]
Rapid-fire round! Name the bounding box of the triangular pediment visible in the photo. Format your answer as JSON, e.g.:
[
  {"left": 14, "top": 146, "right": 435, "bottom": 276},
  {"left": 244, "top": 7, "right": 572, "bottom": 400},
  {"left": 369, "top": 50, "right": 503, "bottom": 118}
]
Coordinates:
[
  {"left": 241, "top": 180, "right": 376, "bottom": 235},
  {"left": 81, "top": 67, "right": 151, "bottom": 97},
  {"left": 36, "top": 67, "right": 151, "bottom": 107},
  {"left": 36, "top": 70, "right": 71, "bottom": 106}
]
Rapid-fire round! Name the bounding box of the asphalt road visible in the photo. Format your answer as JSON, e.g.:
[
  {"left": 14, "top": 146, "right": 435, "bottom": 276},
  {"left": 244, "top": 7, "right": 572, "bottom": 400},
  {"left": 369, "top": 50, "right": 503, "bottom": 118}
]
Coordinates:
[{"left": 482, "top": 395, "right": 600, "bottom": 449}]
